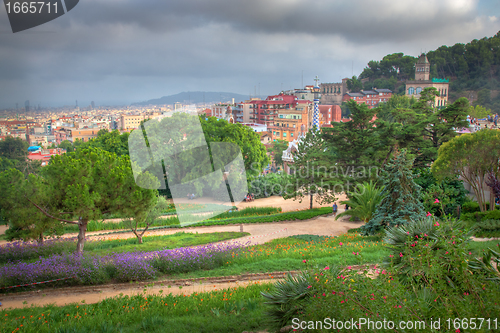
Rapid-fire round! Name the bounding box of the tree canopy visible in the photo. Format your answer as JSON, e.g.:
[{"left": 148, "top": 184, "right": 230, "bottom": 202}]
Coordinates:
[
  {"left": 1, "top": 148, "right": 159, "bottom": 252},
  {"left": 432, "top": 129, "right": 500, "bottom": 212},
  {"left": 283, "top": 129, "right": 337, "bottom": 209}
]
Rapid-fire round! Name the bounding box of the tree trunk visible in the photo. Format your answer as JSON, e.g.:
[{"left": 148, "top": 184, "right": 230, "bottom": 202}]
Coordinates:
[
  {"left": 310, "top": 193, "right": 313, "bottom": 210},
  {"left": 38, "top": 233, "right": 44, "bottom": 244},
  {"left": 490, "top": 187, "right": 495, "bottom": 211},
  {"left": 76, "top": 217, "right": 88, "bottom": 253},
  {"left": 137, "top": 234, "right": 143, "bottom": 244}
]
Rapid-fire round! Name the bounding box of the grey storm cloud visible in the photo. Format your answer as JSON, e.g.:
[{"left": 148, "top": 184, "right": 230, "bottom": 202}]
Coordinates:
[
  {"left": 63, "top": 0, "right": 480, "bottom": 43},
  {"left": 0, "top": 0, "right": 498, "bottom": 107}
]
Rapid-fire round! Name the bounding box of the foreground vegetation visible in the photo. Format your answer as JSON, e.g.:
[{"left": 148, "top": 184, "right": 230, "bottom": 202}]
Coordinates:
[{"left": 0, "top": 283, "right": 274, "bottom": 333}]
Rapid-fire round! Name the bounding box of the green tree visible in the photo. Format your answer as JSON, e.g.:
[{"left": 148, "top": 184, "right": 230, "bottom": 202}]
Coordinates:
[
  {"left": 432, "top": 129, "right": 500, "bottom": 212},
  {"left": 24, "top": 148, "right": 159, "bottom": 252},
  {"left": 346, "top": 76, "right": 363, "bottom": 92},
  {"left": 58, "top": 140, "right": 74, "bottom": 152},
  {"left": 381, "top": 89, "right": 469, "bottom": 167},
  {"left": 283, "top": 129, "right": 337, "bottom": 209},
  {"left": 362, "top": 150, "right": 426, "bottom": 234},
  {"left": 269, "top": 139, "right": 288, "bottom": 168},
  {"left": 0, "top": 168, "right": 62, "bottom": 242},
  {"left": 335, "top": 181, "right": 385, "bottom": 223},
  {"left": 0, "top": 136, "right": 28, "bottom": 162},
  {"left": 468, "top": 105, "right": 492, "bottom": 119},
  {"left": 124, "top": 195, "right": 169, "bottom": 244},
  {"left": 322, "top": 100, "right": 386, "bottom": 185},
  {"left": 77, "top": 130, "right": 130, "bottom": 157},
  {"left": 200, "top": 116, "right": 269, "bottom": 176},
  {"left": 0, "top": 156, "right": 17, "bottom": 173}
]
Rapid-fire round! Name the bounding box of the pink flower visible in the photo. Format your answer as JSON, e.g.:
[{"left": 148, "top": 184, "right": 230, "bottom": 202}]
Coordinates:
[
  {"left": 426, "top": 212, "right": 432, "bottom": 217},
  {"left": 339, "top": 242, "right": 343, "bottom": 246},
  {"left": 303, "top": 260, "right": 307, "bottom": 263},
  {"left": 399, "top": 252, "right": 403, "bottom": 257},
  {"left": 324, "top": 266, "right": 330, "bottom": 270},
  {"left": 434, "top": 222, "right": 440, "bottom": 226},
  {"left": 347, "top": 266, "right": 352, "bottom": 270},
  {"left": 445, "top": 251, "right": 449, "bottom": 254},
  {"left": 434, "top": 198, "right": 440, "bottom": 203},
  {"left": 323, "top": 293, "right": 326, "bottom": 296},
  {"left": 307, "top": 285, "right": 312, "bottom": 289}
]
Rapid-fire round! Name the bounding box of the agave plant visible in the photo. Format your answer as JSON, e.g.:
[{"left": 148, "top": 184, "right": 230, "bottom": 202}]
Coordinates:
[
  {"left": 261, "top": 272, "right": 313, "bottom": 331},
  {"left": 336, "top": 181, "right": 384, "bottom": 223},
  {"left": 468, "top": 246, "right": 500, "bottom": 281}
]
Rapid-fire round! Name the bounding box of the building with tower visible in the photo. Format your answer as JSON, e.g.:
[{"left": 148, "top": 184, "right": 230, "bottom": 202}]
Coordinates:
[
  {"left": 312, "top": 76, "right": 321, "bottom": 131},
  {"left": 405, "top": 54, "right": 449, "bottom": 108},
  {"left": 320, "top": 78, "right": 349, "bottom": 105}
]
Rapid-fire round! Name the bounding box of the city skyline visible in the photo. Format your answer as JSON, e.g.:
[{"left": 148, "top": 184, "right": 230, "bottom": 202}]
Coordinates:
[{"left": 0, "top": 0, "right": 499, "bottom": 108}]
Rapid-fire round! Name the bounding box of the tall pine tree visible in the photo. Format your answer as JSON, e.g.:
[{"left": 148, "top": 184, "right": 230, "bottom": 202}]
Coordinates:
[
  {"left": 362, "top": 149, "right": 425, "bottom": 234},
  {"left": 283, "top": 129, "right": 337, "bottom": 209}
]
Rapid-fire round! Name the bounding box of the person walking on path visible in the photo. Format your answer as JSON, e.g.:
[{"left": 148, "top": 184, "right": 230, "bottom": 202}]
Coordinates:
[
  {"left": 494, "top": 114, "right": 498, "bottom": 128},
  {"left": 332, "top": 202, "right": 338, "bottom": 218}
]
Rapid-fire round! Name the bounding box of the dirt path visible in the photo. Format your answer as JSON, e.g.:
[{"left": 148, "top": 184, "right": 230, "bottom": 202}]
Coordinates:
[
  {"left": 0, "top": 274, "right": 286, "bottom": 310},
  {"left": 0, "top": 196, "right": 350, "bottom": 245},
  {"left": 35, "top": 211, "right": 360, "bottom": 246},
  {"left": 0, "top": 214, "right": 363, "bottom": 309},
  {"left": 0, "top": 195, "right": 362, "bottom": 309}
]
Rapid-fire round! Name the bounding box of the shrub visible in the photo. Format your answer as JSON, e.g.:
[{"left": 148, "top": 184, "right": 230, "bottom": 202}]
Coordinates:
[
  {"left": 476, "top": 219, "right": 500, "bottom": 231},
  {"left": 277, "top": 218, "right": 500, "bottom": 332},
  {"left": 261, "top": 272, "right": 313, "bottom": 331}
]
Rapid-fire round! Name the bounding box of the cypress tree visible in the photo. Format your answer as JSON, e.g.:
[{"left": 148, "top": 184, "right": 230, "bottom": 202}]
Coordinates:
[{"left": 362, "top": 149, "right": 425, "bottom": 234}]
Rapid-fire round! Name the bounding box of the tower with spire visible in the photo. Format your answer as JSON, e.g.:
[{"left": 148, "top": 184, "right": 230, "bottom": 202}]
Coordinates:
[{"left": 313, "top": 76, "right": 321, "bottom": 131}]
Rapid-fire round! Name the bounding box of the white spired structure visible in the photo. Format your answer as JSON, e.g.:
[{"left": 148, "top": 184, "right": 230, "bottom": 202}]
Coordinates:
[{"left": 313, "top": 76, "right": 321, "bottom": 131}]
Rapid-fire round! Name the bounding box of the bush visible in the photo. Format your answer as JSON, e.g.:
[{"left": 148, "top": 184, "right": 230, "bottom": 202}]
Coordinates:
[
  {"left": 462, "top": 200, "right": 499, "bottom": 214},
  {"left": 476, "top": 219, "right": 500, "bottom": 231},
  {"left": 273, "top": 218, "right": 500, "bottom": 332}
]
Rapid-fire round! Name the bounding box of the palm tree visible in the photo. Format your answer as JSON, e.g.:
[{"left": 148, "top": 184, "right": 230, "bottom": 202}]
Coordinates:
[{"left": 336, "top": 181, "right": 385, "bottom": 222}]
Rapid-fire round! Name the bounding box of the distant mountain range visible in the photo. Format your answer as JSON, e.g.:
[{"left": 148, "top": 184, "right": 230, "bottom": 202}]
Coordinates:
[{"left": 132, "top": 91, "right": 251, "bottom": 106}]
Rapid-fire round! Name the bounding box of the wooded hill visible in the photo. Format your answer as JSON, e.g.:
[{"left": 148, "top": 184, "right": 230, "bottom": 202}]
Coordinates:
[{"left": 354, "top": 31, "right": 500, "bottom": 111}]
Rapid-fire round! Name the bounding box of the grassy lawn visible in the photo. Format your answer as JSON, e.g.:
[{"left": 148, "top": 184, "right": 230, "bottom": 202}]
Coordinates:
[
  {"left": 165, "top": 233, "right": 389, "bottom": 280},
  {"left": 0, "top": 283, "right": 274, "bottom": 333},
  {"left": 84, "top": 231, "right": 250, "bottom": 256}
]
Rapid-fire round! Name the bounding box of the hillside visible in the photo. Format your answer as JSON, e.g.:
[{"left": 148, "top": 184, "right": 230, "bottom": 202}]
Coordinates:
[
  {"left": 132, "top": 91, "right": 250, "bottom": 106},
  {"left": 355, "top": 31, "right": 500, "bottom": 110}
]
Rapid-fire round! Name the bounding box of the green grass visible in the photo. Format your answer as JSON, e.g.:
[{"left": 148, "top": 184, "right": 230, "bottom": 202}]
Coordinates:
[
  {"left": 85, "top": 231, "right": 249, "bottom": 256},
  {"left": 466, "top": 239, "right": 500, "bottom": 253},
  {"left": 0, "top": 283, "right": 274, "bottom": 333},
  {"left": 162, "top": 233, "right": 388, "bottom": 280}
]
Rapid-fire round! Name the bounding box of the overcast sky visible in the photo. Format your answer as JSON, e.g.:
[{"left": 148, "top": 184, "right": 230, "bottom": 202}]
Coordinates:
[{"left": 0, "top": 0, "right": 499, "bottom": 109}]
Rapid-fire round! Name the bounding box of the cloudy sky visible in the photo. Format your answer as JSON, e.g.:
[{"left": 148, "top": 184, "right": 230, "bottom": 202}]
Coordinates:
[{"left": 0, "top": 0, "right": 499, "bottom": 109}]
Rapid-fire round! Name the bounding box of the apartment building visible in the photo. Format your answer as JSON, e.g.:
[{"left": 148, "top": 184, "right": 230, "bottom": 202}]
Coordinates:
[{"left": 343, "top": 89, "right": 393, "bottom": 109}]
